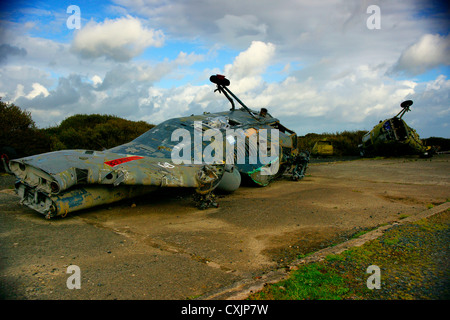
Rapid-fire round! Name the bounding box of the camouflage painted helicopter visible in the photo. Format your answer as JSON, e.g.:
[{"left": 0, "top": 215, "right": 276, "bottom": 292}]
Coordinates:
[
  {"left": 358, "top": 100, "right": 431, "bottom": 157},
  {"left": 8, "top": 75, "right": 310, "bottom": 218}
]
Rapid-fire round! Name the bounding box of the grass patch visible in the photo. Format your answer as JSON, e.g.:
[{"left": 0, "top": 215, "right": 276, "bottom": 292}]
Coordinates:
[
  {"left": 252, "top": 264, "right": 351, "bottom": 300},
  {"left": 350, "top": 227, "right": 377, "bottom": 239}
]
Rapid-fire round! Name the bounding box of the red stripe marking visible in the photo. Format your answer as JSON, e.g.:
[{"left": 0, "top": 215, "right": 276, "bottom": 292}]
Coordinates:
[{"left": 104, "top": 156, "right": 144, "bottom": 167}]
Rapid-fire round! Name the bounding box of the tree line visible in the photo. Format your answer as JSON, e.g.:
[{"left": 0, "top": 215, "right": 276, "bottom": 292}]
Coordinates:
[
  {"left": 1, "top": 99, "right": 448, "bottom": 161},
  {"left": 0, "top": 99, "right": 154, "bottom": 159},
  {"left": 297, "top": 131, "right": 368, "bottom": 157}
]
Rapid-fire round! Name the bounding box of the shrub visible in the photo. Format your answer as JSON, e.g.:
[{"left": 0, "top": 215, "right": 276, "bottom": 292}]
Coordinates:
[
  {"left": 42, "top": 114, "right": 154, "bottom": 151},
  {"left": 0, "top": 98, "right": 51, "bottom": 158}
]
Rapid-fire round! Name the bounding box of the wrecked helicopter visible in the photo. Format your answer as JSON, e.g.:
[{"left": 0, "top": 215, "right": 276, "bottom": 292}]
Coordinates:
[
  {"left": 358, "top": 100, "right": 431, "bottom": 157},
  {"left": 7, "top": 75, "right": 310, "bottom": 219}
]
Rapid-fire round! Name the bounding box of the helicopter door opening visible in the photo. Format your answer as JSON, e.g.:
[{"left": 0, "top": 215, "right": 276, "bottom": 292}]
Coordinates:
[{"left": 390, "top": 118, "right": 408, "bottom": 141}]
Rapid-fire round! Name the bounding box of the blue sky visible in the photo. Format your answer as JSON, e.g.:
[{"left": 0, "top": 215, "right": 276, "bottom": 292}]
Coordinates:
[{"left": 0, "top": 0, "right": 449, "bottom": 138}]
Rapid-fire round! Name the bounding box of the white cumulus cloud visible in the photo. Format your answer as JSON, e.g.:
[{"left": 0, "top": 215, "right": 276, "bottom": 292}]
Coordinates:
[
  {"left": 224, "top": 41, "right": 275, "bottom": 80},
  {"left": 394, "top": 33, "right": 450, "bottom": 75},
  {"left": 26, "top": 82, "right": 49, "bottom": 99},
  {"left": 71, "top": 15, "right": 164, "bottom": 61}
]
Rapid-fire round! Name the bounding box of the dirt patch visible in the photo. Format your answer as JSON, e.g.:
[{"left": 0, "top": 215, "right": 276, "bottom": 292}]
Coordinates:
[
  {"left": 380, "top": 195, "right": 442, "bottom": 207},
  {"left": 0, "top": 174, "right": 15, "bottom": 191},
  {"left": 262, "top": 226, "right": 377, "bottom": 267}
]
